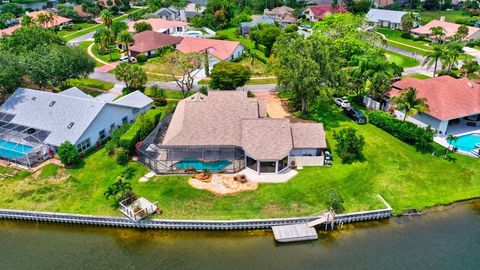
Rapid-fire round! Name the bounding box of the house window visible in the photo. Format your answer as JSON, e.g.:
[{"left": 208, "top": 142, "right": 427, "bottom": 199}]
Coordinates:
[
  {"left": 77, "top": 138, "right": 91, "bottom": 152},
  {"left": 259, "top": 161, "right": 276, "bottom": 173},
  {"left": 246, "top": 156, "right": 258, "bottom": 172},
  {"left": 177, "top": 27, "right": 182, "bottom": 32},
  {"left": 278, "top": 156, "right": 288, "bottom": 172},
  {"left": 110, "top": 123, "right": 116, "bottom": 130},
  {"left": 99, "top": 129, "right": 106, "bottom": 140},
  {"left": 122, "top": 116, "right": 128, "bottom": 124},
  {"left": 132, "top": 108, "right": 139, "bottom": 114}
]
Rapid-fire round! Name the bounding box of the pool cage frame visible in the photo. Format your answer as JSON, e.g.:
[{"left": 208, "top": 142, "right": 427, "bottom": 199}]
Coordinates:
[
  {"left": 137, "top": 114, "right": 246, "bottom": 174},
  {"left": 0, "top": 113, "right": 51, "bottom": 168}
]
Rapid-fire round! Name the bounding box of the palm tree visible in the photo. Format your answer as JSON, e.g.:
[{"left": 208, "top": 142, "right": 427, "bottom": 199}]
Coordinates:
[
  {"left": 423, "top": 44, "right": 444, "bottom": 77},
  {"left": 21, "top": 15, "right": 33, "bottom": 26},
  {"left": 117, "top": 30, "right": 133, "bottom": 55},
  {"left": 445, "top": 135, "right": 458, "bottom": 158},
  {"left": 443, "top": 41, "right": 463, "bottom": 73},
  {"left": 100, "top": 9, "right": 113, "bottom": 29},
  {"left": 430, "top": 26, "right": 445, "bottom": 44},
  {"left": 455, "top": 25, "right": 469, "bottom": 41},
  {"left": 392, "top": 87, "right": 429, "bottom": 121},
  {"left": 94, "top": 28, "right": 115, "bottom": 61}
]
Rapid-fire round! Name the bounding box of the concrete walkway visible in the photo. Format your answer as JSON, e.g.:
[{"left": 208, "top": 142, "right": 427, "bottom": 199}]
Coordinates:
[{"left": 239, "top": 168, "right": 298, "bottom": 183}]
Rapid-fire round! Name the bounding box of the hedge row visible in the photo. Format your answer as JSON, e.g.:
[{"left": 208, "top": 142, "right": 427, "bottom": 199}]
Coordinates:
[
  {"left": 119, "top": 108, "right": 164, "bottom": 151},
  {"left": 368, "top": 110, "right": 434, "bottom": 150},
  {"left": 105, "top": 123, "right": 132, "bottom": 154}
]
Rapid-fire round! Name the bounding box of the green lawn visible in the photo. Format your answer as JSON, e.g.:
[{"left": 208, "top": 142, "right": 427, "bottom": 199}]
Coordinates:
[
  {"left": 215, "top": 27, "right": 269, "bottom": 63},
  {"left": 377, "top": 28, "right": 433, "bottom": 54},
  {"left": 247, "top": 77, "right": 277, "bottom": 85},
  {"left": 92, "top": 44, "right": 121, "bottom": 63},
  {"left": 64, "top": 78, "right": 114, "bottom": 96},
  {"left": 57, "top": 23, "right": 96, "bottom": 37},
  {"left": 403, "top": 73, "right": 431, "bottom": 79},
  {"left": 419, "top": 10, "right": 475, "bottom": 24},
  {"left": 77, "top": 41, "right": 103, "bottom": 67},
  {"left": 1, "top": 107, "right": 480, "bottom": 218},
  {"left": 385, "top": 50, "right": 419, "bottom": 68}
]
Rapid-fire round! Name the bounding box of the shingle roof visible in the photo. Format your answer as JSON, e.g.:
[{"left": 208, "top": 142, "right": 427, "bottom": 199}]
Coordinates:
[
  {"left": 127, "top": 18, "right": 188, "bottom": 32},
  {"left": 240, "top": 15, "right": 275, "bottom": 28},
  {"left": 411, "top": 20, "right": 480, "bottom": 39},
  {"left": 60, "top": 87, "right": 94, "bottom": 99},
  {"left": 242, "top": 119, "right": 293, "bottom": 160},
  {"left": 113, "top": 90, "right": 153, "bottom": 108},
  {"left": 176, "top": 37, "right": 242, "bottom": 60},
  {"left": 130, "top": 31, "right": 183, "bottom": 53},
  {"left": 307, "top": 4, "right": 347, "bottom": 19},
  {"left": 291, "top": 123, "right": 327, "bottom": 148},
  {"left": 0, "top": 88, "right": 152, "bottom": 146},
  {"left": 366, "top": 9, "right": 407, "bottom": 24},
  {"left": 389, "top": 76, "right": 480, "bottom": 121},
  {"left": 0, "top": 24, "right": 20, "bottom": 36}
]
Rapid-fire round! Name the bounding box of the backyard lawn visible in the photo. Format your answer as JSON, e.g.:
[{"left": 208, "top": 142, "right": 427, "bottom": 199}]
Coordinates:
[
  {"left": 385, "top": 50, "right": 419, "bottom": 68},
  {"left": 377, "top": 28, "right": 433, "bottom": 54},
  {"left": 78, "top": 41, "right": 103, "bottom": 67},
  {"left": 403, "top": 73, "right": 431, "bottom": 79},
  {"left": 215, "top": 27, "right": 269, "bottom": 63},
  {"left": 92, "top": 44, "right": 121, "bottom": 63},
  {"left": 57, "top": 23, "right": 96, "bottom": 37},
  {"left": 419, "top": 10, "right": 475, "bottom": 24},
  {"left": 63, "top": 78, "right": 114, "bottom": 96},
  {"left": 1, "top": 107, "right": 480, "bottom": 219}
]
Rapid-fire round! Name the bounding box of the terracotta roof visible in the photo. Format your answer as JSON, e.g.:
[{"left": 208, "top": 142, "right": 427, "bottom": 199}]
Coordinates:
[
  {"left": 265, "top": 6, "right": 294, "bottom": 16},
  {"left": 307, "top": 4, "right": 347, "bottom": 19},
  {"left": 242, "top": 119, "right": 293, "bottom": 160},
  {"left": 291, "top": 123, "right": 327, "bottom": 148},
  {"left": 389, "top": 76, "right": 480, "bottom": 121},
  {"left": 25, "top": 11, "right": 72, "bottom": 28},
  {"left": 73, "top": 5, "right": 92, "bottom": 18},
  {"left": 411, "top": 20, "right": 480, "bottom": 39},
  {"left": 129, "top": 31, "right": 183, "bottom": 53},
  {"left": 127, "top": 18, "right": 188, "bottom": 32},
  {"left": 0, "top": 25, "right": 20, "bottom": 36},
  {"left": 176, "top": 37, "right": 241, "bottom": 60}
]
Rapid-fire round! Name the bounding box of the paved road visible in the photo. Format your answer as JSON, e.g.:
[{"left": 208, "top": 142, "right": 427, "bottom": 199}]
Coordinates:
[
  {"left": 90, "top": 70, "right": 121, "bottom": 84},
  {"left": 68, "top": 31, "right": 95, "bottom": 45}
]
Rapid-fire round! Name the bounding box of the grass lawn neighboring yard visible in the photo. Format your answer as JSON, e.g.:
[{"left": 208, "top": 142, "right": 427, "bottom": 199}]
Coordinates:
[
  {"left": 385, "top": 50, "right": 419, "bottom": 68},
  {"left": 215, "top": 27, "right": 269, "bottom": 63},
  {"left": 1, "top": 107, "right": 480, "bottom": 218},
  {"left": 246, "top": 77, "right": 277, "bottom": 85},
  {"left": 377, "top": 28, "right": 433, "bottom": 54},
  {"left": 419, "top": 10, "right": 474, "bottom": 24},
  {"left": 78, "top": 41, "right": 103, "bottom": 67},
  {"left": 57, "top": 23, "right": 96, "bottom": 37},
  {"left": 403, "top": 73, "right": 431, "bottom": 79},
  {"left": 92, "top": 44, "right": 121, "bottom": 63},
  {"left": 64, "top": 78, "right": 114, "bottom": 97}
]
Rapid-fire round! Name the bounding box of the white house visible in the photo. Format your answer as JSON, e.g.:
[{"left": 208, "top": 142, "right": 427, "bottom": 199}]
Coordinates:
[
  {"left": 127, "top": 19, "right": 188, "bottom": 35},
  {"left": 0, "top": 87, "right": 153, "bottom": 155},
  {"left": 366, "top": 9, "right": 418, "bottom": 30}
]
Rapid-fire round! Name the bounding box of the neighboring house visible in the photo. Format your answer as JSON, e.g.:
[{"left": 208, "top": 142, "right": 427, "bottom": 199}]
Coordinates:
[
  {"left": 373, "top": 0, "right": 394, "bottom": 7},
  {"left": 411, "top": 19, "right": 480, "bottom": 42},
  {"left": 365, "top": 9, "right": 415, "bottom": 30},
  {"left": 176, "top": 37, "right": 244, "bottom": 63},
  {"left": 239, "top": 15, "right": 275, "bottom": 35},
  {"left": 128, "top": 30, "right": 184, "bottom": 57},
  {"left": 153, "top": 6, "right": 187, "bottom": 22},
  {"left": 303, "top": 4, "right": 347, "bottom": 22},
  {"left": 138, "top": 91, "right": 327, "bottom": 175},
  {"left": 73, "top": 5, "right": 94, "bottom": 19},
  {"left": 127, "top": 19, "right": 188, "bottom": 34},
  {"left": 264, "top": 6, "right": 297, "bottom": 26},
  {"left": 0, "top": 24, "right": 20, "bottom": 36},
  {"left": 0, "top": 87, "right": 152, "bottom": 167},
  {"left": 185, "top": 0, "right": 207, "bottom": 17},
  {"left": 387, "top": 76, "right": 480, "bottom": 136},
  {"left": 23, "top": 10, "right": 72, "bottom": 28}
]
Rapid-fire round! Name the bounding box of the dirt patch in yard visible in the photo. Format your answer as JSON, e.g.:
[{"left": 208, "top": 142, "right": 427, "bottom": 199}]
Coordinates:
[
  {"left": 254, "top": 92, "right": 290, "bottom": 118},
  {"left": 189, "top": 174, "right": 258, "bottom": 196}
]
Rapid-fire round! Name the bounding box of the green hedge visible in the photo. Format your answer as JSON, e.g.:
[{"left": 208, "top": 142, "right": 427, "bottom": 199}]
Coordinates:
[
  {"left": 105, "top": 123, "right": 132, "bottom": 154},
  {"left": 368, "top": 111, "right": 434, "bottom": 150},
  {"left": 119, "top": 108, "right": 164, "bottom": 151}
]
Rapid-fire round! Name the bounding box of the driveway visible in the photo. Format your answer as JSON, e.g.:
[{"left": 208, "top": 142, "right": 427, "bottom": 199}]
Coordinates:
[{"left": 253, "top": 92, "right": 290, "bottom": 118}]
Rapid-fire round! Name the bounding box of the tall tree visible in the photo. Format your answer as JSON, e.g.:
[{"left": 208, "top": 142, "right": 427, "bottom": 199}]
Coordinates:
[
  {"left": 400, "top": 13, "right": 416, "bottom": 33},
  {"left": 442, "top": 41, "right": 463, "bottom": 73},
  {"left": 111, "top": 20, "right": 128, "bottom": 38},
  {"left": 100, "top": 9, "right": 114, "bottom": 28},
  {"left": 209, "top": 62, "right": 251, "bottom": 90},
  {"left": 423, "top": 44, "right": 444, "bottom": 77},
  {"left": 133, "top": 21, "right": 152, "bottom": 33},
  {"left": 117, "top": 30, "right": 133, "bottom": 54},
  {"left": 454, "top": 24, "right": 469, "bottom": 41},
  {"left": 163, "top": 52, "right": 203, "bottom": 97},
  {"left": 114, "top": 63, "right": 147, "bottom": 90},
  {"left": 94, "top": 28, "right": 115, "bottom": 60},
  {"left": 0, "top": 51, "right": 23, "bottom": 99},
  {"left": 392, "top": 87, "right": 429, "bottom": 121},
  {"left": 429, "top": 26, "right": 445, "bottom": 43}
]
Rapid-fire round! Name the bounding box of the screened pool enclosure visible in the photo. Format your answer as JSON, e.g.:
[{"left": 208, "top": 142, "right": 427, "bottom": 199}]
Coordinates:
[
  {"left": 138, "top": 115, "right": 246, "bottom": 174},
  {"left": 0, "top": 113, "right": 51, "bottom": 167}
]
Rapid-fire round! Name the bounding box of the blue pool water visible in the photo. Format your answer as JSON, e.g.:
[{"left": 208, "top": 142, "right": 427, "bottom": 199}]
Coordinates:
[
  {"left": 0, "top": 139, "right": 33, "bottom": 159},
  {"left": 175, "top": 159, "right": 231, "bottom": 172},
  {"left": 451, "top": 133, "right": 480, "bottom": 152}
]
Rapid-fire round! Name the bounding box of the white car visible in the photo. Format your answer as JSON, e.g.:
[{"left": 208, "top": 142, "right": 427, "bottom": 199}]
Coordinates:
[
  {"left": 119, "top": 56, "right": 136, "bottom": 63},
  {"left": 334, "top": 97, "right": 350, "bottom": 108}
]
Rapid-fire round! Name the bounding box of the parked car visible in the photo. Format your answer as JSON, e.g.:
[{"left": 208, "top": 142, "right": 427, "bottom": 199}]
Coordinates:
[
  {"left": 344, "top": 107, "right": 367, "bottom": 124},
  {"left": 334, "top": 97, "right": 351, "bottom": 108},
  {"left": 324, "top": 150, "right": 333, "bottom": 165},
  {"left": 120, "top": 56, "right": 136, "bottom": 63}
]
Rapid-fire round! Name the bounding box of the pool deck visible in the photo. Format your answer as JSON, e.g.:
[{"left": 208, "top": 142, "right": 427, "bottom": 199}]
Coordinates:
[
  {"left": 238, "top": 168, "right": 298, "bottom": 183},
  {"left": 436, "top": 124, "right": 480, "bottom": 157}
]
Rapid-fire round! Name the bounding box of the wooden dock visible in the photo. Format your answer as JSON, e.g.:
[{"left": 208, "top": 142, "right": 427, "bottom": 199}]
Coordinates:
[{"left": 272, "top": 224, "right": 318, "bottom": 242}]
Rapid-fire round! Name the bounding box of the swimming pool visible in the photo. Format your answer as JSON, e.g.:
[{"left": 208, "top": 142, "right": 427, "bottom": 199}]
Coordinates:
[
  {"left": 0, "top": 139, "right": 33, "bottom": 159},
  {"left": 175, "top": 159, "right": 231, "bottom": 172},
  {"left": 450, "top": 133, "right": 480, "bottom": 152}
]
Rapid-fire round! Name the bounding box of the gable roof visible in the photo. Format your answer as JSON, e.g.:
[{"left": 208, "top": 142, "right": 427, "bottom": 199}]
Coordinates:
[
  {"left": 307, "top": 4, "right": 347, "bottom": 19},
  {"left": 265, "top": 6, "right": 294, "bottom": 16},
  {"left": 73, "top": 5, "right": 93, "bottom": 18},
  {"left": 60, "top": 87, "right": 94, "bottom": 99},
  {"left": 127, "top": 18, "right": 188, "bottom": 33},
  {"left": 176, "top": 37, "right": 241, "bottom": 60},
  {"left": 366, "top": 9, "right": 407, "bottom": 24},
  {"left": 240, "top": 15, "right": 275, "bottom": 28},
  {"left": 411, "top": 20, "right": 480, "bottom": 39},
  {"left": 113, "top": 90, "right": 154, "bottom": 108},
  {"left": 130, "top": 30, "right": 183, "bottom": 53},
  {"left": 24, "top": 11, "right": 72, "bottom": 28},
  {"left": 0, "top": 88, "right": 152, "bottom": 146},
  {"left": 389, "top": 76, "right": 480, "bottom": 121},
  {"left": 189, "top": 0, "right": 208, "bottom": 6},
  {"left": 291, "top": 123, "right": 327, "bottom": 148},
  {"left": 0, "top": 24, "right": 20, "bottom": 36}
]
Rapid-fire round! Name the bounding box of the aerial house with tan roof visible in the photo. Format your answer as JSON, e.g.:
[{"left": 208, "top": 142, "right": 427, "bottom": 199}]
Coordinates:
[{"left": 137, "top": 91, "right": 327, "bottom": 175}]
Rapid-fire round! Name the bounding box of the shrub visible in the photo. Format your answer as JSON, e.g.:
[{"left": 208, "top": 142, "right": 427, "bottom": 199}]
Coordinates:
[
  {"left": 199, "top": 85, "right": 208, "bottom": 95},
  {"left": 400, "top": 32, "right": 412, "bottom": 39},
  {"left": 154, "top": 97, "right": 168, "bottom": 107},
  {"left": 247, "top": 90, "right": 254, "bottom": 97},
  {"left": 136, "top": 54, "right": 148, "bottom": 63},
  {"left": 105, "top": 123, "right": 132, "bottom": 155},
  {"left": 115, "top": 147, "right": 130, "bottom": 165},
  {"left": 325, "top": 189, "right": 344, "bottom": 213},
  {"left": 333, "top": 128, "right": 365, "bottom": 164},
  {"left": 368, "top": 110, "right": 434, "bottom": 150},
  {"left": 57, "top": 141, "right": 80, "bottom": 166},
  {"left": 119, "top": 108, "right": 164, "bottom": 151}
]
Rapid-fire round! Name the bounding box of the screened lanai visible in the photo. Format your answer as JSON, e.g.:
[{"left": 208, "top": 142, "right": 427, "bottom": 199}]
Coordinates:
[{"left": 0, "top": 113, "right": 51, "bottom": 168}]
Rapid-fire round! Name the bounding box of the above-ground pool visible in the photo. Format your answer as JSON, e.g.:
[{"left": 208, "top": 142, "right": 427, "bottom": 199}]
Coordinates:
[
  {"left": 0, "top": 139, "right": 33, "bottom": 159},
  {"left": 175, "top": 159, "right": 231, "bottom": 172},
  {"left": 451, "top": 133, "right": 480, "bottom": 152}
]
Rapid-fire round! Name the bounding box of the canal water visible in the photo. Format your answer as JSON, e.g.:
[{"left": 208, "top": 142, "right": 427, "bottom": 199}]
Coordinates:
[{"left": 1, "top": 202, "right": 479, "bottom": 269}]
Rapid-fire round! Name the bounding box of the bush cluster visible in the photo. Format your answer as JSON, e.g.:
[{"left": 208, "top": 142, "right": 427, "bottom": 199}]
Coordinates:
[
  {"left": 119, "top": 109, "right": 164, "bottom": 151},
  {"left": 136, "top": 54, "right": 148, "bottom": 63},
  {"left": 105, "top": 123, "right": 132, "bottom": 155},
  {"left": 368, "top": 111, "right": 434, "bottom": 150},
  {"left": 57, "top": 141, "right": 80, "bottom": 166}
]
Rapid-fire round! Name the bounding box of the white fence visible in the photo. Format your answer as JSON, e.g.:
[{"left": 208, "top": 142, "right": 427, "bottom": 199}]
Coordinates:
[{"left": 363, "top": 96, "right": 382, "bottom": 111}]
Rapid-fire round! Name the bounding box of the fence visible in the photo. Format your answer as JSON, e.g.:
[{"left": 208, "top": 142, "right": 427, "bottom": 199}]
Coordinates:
[{"left": 363, "top": 95, "right": 382, "bottom": 111}]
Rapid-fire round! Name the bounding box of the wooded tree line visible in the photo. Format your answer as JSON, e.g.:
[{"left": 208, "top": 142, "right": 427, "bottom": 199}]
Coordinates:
[{"left": 0, "top": 26, "right": 95, "bottom": 99}]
